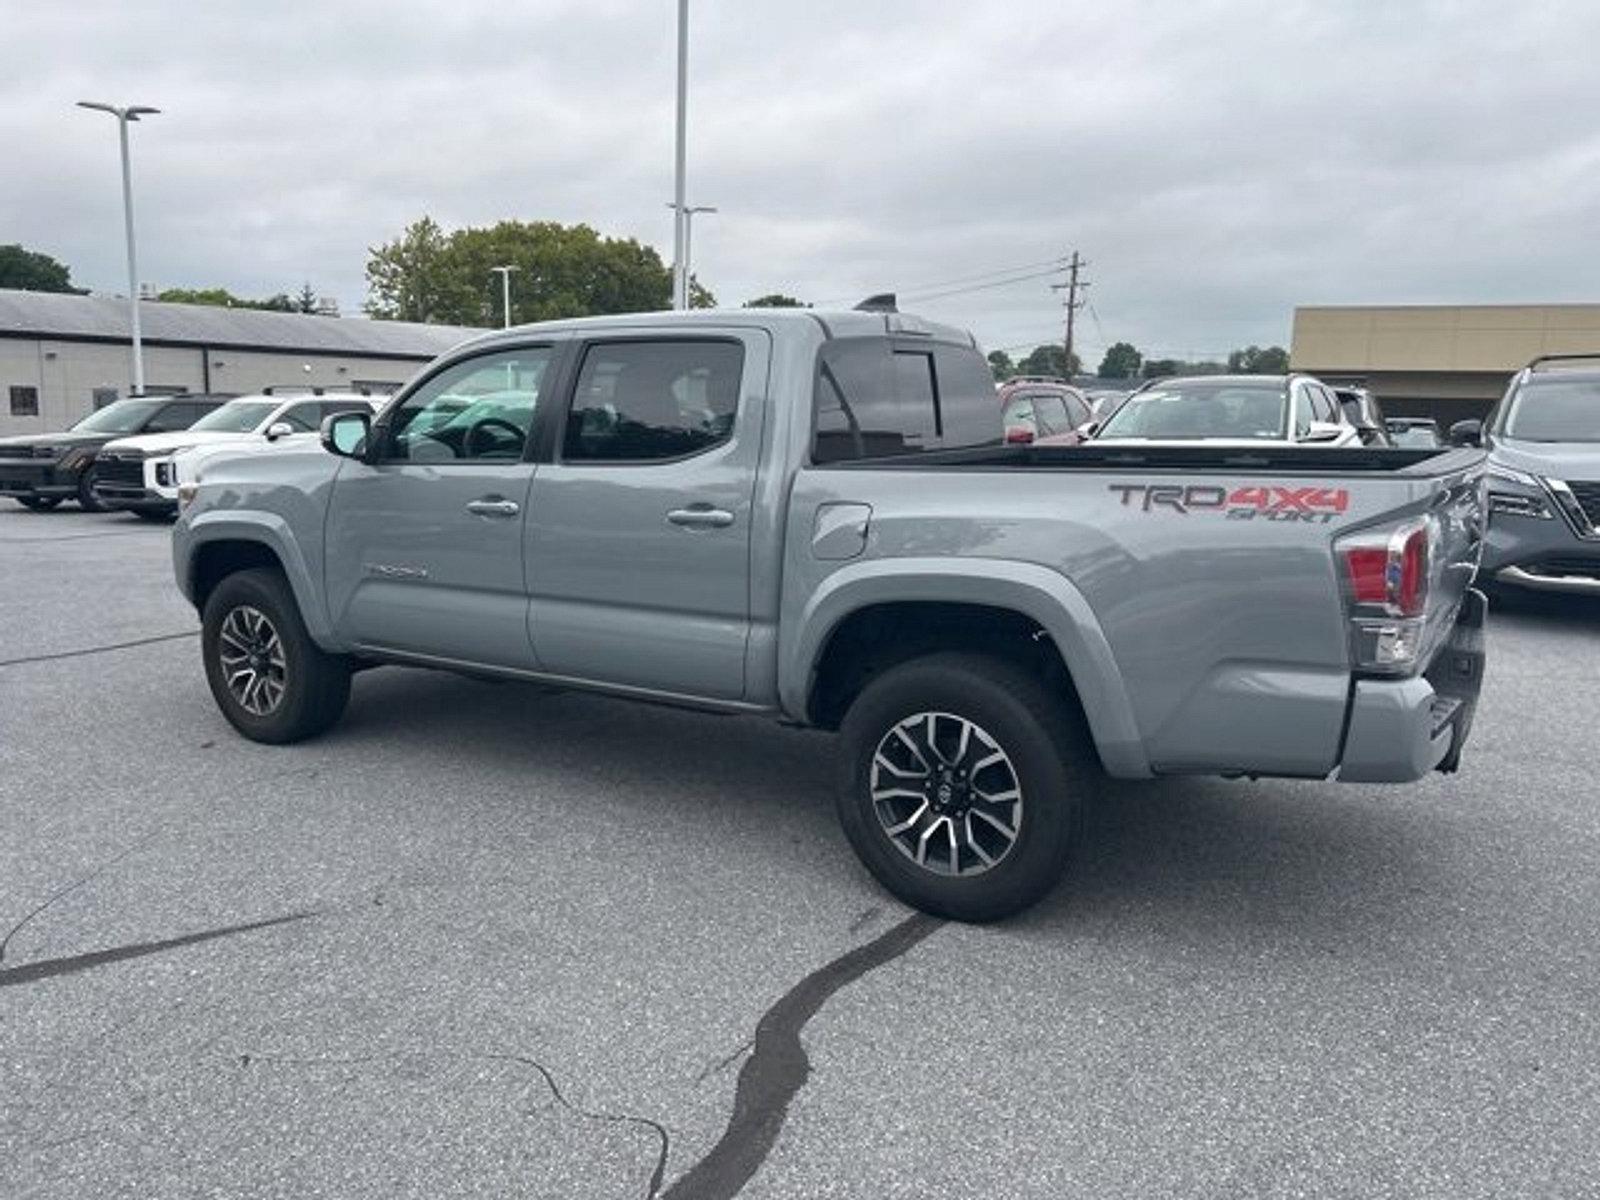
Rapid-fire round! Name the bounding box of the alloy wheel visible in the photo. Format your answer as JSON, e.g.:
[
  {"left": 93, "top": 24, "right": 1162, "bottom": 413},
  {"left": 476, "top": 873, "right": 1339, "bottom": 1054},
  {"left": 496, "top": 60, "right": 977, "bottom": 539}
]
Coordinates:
[
  {"left": 218, "top": 605, "right": 288, "bottom": 716},
  {"left": 869, "top": 711, "right": 1025, "bottom": 876}
]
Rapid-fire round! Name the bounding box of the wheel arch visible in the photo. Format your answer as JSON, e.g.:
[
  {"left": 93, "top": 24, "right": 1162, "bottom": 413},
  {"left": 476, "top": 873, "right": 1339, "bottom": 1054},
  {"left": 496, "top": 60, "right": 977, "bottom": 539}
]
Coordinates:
[
  {"left": 788, "top": 559, "right": 1150, "bottom": 778},
  {"left": 181, "top": 512, "right": 337, "bottom": 648}
]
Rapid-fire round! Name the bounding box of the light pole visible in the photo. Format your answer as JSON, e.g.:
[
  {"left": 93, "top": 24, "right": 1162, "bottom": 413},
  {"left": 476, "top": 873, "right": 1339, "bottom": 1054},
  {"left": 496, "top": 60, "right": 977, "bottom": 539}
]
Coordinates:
[
  {"left": 665, "top": 203, "right": 715, "bottom": 308},
  {"left": 671, "top": 0, "right": 689, "bottom": 310},
  {"left": 490, "top": 264, "right": 519, "bottom": 328},
  {"left": 78, "top": 101, "right": 159, "bottom": 396}
]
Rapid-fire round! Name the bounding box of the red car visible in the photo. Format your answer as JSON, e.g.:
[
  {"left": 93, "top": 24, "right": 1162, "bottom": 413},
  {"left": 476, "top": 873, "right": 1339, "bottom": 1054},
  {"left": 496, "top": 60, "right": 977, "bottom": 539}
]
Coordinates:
[{"left": 996, "top": 378, "right": 1093, "bottom": 445}]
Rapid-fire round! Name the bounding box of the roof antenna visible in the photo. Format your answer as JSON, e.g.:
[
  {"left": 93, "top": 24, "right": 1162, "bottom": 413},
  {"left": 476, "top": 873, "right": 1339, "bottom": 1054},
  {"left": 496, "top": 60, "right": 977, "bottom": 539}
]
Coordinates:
[{"left": 854, "top": 293, "right": 898, "bottom": 313}]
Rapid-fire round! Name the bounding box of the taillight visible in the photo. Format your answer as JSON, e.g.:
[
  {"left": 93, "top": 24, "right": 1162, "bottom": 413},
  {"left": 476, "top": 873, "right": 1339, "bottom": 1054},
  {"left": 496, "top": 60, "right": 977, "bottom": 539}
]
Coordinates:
[{"left": 1336, "top": 518, "right": 1434, "bottom": 671}]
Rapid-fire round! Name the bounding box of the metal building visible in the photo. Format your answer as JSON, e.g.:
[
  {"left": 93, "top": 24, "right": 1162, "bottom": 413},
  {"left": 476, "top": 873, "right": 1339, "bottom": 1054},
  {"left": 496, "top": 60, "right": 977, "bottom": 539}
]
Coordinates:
[
  {"left": 0, "top": 289, "right": 482, "bottom": 434},
  {"left": 1291, "top": 304, "right": 1600, "bottom": 424}
]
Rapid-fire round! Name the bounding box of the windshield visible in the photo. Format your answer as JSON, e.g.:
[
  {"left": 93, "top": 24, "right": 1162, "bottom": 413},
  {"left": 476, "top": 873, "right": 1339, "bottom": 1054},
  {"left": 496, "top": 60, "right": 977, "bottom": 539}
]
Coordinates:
[
  {"left": 1097, "top": 383, "right": 1287, "bottom": 440},
  {"left": 1504, "top": 378, "right": 1600, "bottom": 442},
  {"left": 69, "top": 399, "right": 166, "bottom": 434},
  {"left": 189, "top": 400, "right": 278, "bottom": 433}
]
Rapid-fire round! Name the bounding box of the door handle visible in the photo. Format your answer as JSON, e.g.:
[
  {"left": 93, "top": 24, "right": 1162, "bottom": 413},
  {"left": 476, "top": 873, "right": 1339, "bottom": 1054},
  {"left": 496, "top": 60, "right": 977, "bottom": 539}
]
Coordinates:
[
  {"left": 667, "top": 505, "right": 735, "bottom": 529},
  {"left": 466, "top": 498, "right": 521, "bottom": 518}
]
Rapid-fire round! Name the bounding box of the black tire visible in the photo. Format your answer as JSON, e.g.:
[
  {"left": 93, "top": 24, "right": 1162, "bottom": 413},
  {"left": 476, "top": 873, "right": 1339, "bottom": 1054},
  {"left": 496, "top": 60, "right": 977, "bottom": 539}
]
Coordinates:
[
  {"left": 131, "top": 507, "right": 176, "bottom": 522},
  {"left": 77, "top": 467, "right": 106, "bottom": 512},
  {"left": 836, "top": 652, "right": 1096, "bottom": 923},
  {"left": 16, "top": 496, "right": 62, "bottom": 511},
  {"left": 201, "top": 568, "right": 351, "bottom": 744}
]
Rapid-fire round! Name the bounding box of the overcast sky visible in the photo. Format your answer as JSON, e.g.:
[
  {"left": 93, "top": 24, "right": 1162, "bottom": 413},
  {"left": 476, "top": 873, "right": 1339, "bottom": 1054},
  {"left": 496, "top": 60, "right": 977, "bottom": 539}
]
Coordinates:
[{"left": 5, "top": 0, "right": 1599, "bottom": 364}]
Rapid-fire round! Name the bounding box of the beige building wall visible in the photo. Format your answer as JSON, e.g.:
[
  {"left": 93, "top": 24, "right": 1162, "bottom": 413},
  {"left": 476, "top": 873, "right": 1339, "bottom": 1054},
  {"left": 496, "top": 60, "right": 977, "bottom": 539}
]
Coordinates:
[
  {"left": 1291, "top": 304, "right": 1600, "bottom": 419},
  {"left": 0, "top": 339, "right": 430, "bottom": 435}
]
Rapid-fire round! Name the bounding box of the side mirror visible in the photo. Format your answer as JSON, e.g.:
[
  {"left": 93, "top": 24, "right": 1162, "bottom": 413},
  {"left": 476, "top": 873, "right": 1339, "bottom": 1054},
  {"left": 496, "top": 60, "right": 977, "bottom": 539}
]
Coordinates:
[
  {"left": 1303, "top": 421, "right": 1346, "bottom": 443},
  {"left": 1004, "top": 425, "right": 1036, "bottom": 445},
  {"left": 264, "top": 421, "right": 295, "bottom": 442},
  {"left": 1448, "top": 419, "right": 1483, "bottom": 447},
  {"left": 321, "top": 411, "right": 371, "bottom": 459}
]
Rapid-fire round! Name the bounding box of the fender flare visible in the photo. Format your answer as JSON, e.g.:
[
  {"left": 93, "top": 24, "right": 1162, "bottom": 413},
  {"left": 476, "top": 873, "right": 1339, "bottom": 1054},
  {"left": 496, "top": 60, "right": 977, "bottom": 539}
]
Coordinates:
[
  {"left": 180, "top": 510, "right": 340, "bottom": 649},
  {"left": 783, "top": 557, "right": 1151, "bottom": 779}
]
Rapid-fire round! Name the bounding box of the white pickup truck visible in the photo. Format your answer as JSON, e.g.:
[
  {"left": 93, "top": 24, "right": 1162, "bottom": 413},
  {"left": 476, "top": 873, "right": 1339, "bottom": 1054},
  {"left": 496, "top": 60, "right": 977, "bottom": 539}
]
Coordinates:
[{"left": 94, "top": 392, "right": 377, "bottom": 518}]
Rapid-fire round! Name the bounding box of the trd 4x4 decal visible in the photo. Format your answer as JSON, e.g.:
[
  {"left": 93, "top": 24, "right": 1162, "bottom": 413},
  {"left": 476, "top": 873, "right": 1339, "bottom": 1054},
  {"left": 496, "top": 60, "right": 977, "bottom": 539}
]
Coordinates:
[{"left": 1110, "top": 483, "right": 1351, "bottom": 523}]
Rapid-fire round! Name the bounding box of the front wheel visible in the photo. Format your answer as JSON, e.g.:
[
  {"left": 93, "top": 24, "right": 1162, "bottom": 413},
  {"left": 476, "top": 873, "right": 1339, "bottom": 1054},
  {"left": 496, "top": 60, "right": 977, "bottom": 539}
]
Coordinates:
[
  {"left": 77, "top": 468, "right": 106, "bottom": 512},
  {"left": 16, "top": 496, "right": 62, "bottom": 511},
  {"left": 201, "top": 568, "right": 351, "bottom": 744},
  {"left": 836, "top": 652, "right": 1096, "bottom": 922}
]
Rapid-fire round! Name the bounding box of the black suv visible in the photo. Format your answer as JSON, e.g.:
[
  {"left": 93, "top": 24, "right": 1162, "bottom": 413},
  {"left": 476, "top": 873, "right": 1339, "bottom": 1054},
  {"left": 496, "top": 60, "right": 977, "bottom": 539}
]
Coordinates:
[
  {"left": 0, "top": 395, "right": 228, "bottom": 512},
  {"left": 1451, "top": 355, "right": 1600, "bottom": 595}
]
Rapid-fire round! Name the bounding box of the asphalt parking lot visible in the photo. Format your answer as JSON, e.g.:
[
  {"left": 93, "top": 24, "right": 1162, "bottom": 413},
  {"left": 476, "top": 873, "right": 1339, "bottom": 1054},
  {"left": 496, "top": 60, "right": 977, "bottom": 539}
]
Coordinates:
[{"left": 3, "top": 506, "right": 1598, "bottom": 1199}]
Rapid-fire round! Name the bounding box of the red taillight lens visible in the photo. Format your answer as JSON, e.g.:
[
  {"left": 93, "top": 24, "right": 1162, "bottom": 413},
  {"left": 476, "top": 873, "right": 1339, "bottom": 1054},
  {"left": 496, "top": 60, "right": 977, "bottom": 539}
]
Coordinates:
[
  {"left": 1005, "top": 425, "right": 1035, "bottom": 444},
  {"left": 1338, "top": 522, "right": 1430, "bottom": 617},
  {"left": 1343, "top": 546, "right": 1389, "bottom": 607}
]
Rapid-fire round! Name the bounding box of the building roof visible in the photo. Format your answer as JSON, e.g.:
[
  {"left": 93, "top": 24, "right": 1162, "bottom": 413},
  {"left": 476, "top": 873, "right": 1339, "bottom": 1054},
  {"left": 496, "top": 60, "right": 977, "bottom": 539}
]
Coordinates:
[{"left": 0, "top": 288, "right": 482, "bottom": 359}]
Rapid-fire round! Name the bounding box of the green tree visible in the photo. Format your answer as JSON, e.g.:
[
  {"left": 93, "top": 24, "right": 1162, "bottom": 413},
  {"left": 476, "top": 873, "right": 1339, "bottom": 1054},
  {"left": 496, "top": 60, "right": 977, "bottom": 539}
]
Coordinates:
[
  {"left": 743, "top": 293, "right": 808, "bottom": 308},
  {"left": 155, "top": 286, "right": 251, "bottom": 307},
  {"left": 0, "top": 244, "right": 82, "bottom": 293},
  {"left": 1227, "top": 345, "right": 1290, "bottom": 374},
  {"left": 986, "top": 349, "right": 1015, "bottom": 381},
  {"left": 1142, "top": 357, "right": 1227, "bottom": 379},
  {"left": 1015, "top": 344, "right": 1080, "bottom": 379},
  {"left": 295, "top": 282, "right": 319, "bottom": 314},
  {"left": 366, "top": 216, "right": 711, "bottom": 326},
  {"left": 1097, "top": 342, "right": 1142, "bottom": 379}
]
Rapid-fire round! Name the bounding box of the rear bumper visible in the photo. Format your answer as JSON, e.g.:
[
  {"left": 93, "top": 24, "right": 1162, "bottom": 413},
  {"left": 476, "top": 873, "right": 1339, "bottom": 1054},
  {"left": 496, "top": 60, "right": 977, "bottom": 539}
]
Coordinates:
[{"left": 1337, "top": 588, "right": 1487, "bottom": 783}]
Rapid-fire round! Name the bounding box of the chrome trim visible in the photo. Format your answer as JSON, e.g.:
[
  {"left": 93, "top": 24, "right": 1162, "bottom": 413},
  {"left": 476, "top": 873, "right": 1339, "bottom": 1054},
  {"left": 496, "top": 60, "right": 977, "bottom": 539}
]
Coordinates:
[
  {"left": 1542, "top": 478, "right": 1600, "bottom": 541},
  {"left": 1497, "top": 565, "right": 1600, "bottom": 594},
  {"left": 348, "top": 644, "right": 775, "bottom": 715}
]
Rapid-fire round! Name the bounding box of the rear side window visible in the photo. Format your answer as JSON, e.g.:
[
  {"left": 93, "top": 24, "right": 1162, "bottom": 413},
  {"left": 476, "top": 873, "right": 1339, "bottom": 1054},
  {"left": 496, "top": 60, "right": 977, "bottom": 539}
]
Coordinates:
[
  {"left": 814, "top": 338, "right": 1001, "bottom": 463},
  {"left": 564, "top": 339, "right": 743, "bottom": 463}
]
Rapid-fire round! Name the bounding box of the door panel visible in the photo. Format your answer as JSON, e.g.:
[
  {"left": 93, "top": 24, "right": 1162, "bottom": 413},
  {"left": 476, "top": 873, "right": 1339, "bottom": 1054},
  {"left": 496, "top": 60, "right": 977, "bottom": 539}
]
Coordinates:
[
  {"left": 323, "top": 345, "right": 557, "bottom": 669},
  {"left": 524, "top": 330, "right": 770, "bottom": 700}
]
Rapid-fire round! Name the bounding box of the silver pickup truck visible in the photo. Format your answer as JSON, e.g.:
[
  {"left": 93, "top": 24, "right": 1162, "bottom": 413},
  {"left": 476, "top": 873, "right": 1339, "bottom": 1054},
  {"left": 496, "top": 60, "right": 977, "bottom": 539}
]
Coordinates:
[{"left": 172, "top": 306, "right": 1488, "bottom": 921}]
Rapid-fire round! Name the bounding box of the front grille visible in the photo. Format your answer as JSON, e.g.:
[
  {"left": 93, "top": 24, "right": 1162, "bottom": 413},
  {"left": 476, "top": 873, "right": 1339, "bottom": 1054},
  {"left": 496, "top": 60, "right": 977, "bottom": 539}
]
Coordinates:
[
  {"left": 96, "top": 454, "right": 144, "bottom": 488},
  {"left": 1566, "top": 480, "right": 1600, "bottom": 528}
]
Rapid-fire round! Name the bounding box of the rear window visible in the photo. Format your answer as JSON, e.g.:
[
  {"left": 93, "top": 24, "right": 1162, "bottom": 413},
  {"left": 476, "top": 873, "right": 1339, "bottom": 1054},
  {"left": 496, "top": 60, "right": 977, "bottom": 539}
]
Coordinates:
[{"left": 813, "top": 338, "right": 1000, "bottom": 463}]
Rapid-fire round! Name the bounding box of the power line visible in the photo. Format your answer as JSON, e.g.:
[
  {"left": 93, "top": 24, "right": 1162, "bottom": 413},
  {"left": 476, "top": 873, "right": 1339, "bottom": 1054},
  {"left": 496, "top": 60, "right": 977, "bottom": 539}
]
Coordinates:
[
  {"left": 813, "top": 254, "right": 1069, "bottom": 307},
  {"left": 900, "top": 266, "right": 1068, "bottom": 304}
]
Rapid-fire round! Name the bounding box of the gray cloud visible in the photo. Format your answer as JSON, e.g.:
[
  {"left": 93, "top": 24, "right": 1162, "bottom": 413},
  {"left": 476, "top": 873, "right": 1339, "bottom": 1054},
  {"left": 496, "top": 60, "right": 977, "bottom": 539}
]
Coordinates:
[{"left": 4, "top": 0, "right": 1597, "bottom": 364}]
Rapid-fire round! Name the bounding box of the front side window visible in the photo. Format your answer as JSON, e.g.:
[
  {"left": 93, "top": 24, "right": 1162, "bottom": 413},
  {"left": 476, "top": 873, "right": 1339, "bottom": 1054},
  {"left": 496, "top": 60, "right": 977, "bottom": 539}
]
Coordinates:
[
  {"left": 145, "top": 403, "right": 199, "bottom": 433},
  {"left": 278, "top": 402, "right": 323, "bottom": 432},
  {"left": 385, "top": 349, "right": 551, "bottom": 463},
  {"left": 563, "top": 340, "right": 742, "bottom": 462}
]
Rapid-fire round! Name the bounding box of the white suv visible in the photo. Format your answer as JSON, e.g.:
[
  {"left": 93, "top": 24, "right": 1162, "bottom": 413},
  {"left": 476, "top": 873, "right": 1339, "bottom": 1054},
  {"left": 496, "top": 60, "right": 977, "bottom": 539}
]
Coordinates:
[{"left": 94, "top": 392, "right": 378, "bottom": 517}]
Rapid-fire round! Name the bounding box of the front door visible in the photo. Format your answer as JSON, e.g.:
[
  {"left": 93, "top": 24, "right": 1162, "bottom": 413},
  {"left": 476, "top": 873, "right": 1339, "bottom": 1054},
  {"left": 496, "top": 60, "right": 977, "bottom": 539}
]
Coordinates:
[
  {"left": 524, "top": 330, "right": 769, "bottom": 701},
  {"left": 324, "top": 345, "right": 559, "bottom": 669}
]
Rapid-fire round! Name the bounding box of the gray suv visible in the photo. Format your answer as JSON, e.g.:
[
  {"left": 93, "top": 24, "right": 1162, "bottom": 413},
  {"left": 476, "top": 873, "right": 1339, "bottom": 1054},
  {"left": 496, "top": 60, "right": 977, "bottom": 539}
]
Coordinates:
[{"left": 1453, "top": 355, "right": 1600, "bottom": 594}]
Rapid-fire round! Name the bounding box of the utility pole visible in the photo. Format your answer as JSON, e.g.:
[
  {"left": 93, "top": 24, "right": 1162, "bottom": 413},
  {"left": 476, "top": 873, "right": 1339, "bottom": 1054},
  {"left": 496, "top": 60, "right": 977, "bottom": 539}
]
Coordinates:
[
  {"left": 1051, "top": 251, "right": 1089, "bottom": 380},
  {"left": 490, "top": 264, "right": 518, "bottom": 328},
  {"left": 671, "top": 0, "right": 690, "bottom": 310}
]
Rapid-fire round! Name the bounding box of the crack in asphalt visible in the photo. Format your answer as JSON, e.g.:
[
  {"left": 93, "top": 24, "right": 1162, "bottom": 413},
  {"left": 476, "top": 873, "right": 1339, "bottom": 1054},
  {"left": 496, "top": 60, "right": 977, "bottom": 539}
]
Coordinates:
[
  {"left": 0, "top": 836, "right": 159, "bottom": 966},
  {"left": 0, "top": 529, "right": 165, "bottom": 544},
  {"left": 0, "top": 630, "right": 197, "bottom": 669},
  {"left": 663, "top": 912, "right": 944, "bottom": 1199},
  {"left": 0, "top": 913, "right": 315, "bottom": 989}
]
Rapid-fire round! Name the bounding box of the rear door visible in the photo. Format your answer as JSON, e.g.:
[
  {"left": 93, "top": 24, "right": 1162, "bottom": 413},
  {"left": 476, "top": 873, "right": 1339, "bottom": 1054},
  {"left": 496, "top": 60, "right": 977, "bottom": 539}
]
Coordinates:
[
  {"left": 523, "top": 329, "right": 770, "bottom": 700},
  {"left": 323, "top": 344, "right": 562, "bottom": 669}
]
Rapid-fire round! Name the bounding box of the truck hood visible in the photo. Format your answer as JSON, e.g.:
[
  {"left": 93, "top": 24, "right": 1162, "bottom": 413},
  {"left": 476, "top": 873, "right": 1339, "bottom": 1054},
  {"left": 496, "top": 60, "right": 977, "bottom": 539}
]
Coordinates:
[
  {"left": 1492, "top": 437, "right": 1600, "bottom": 481},
  {"left": 178, "top": 433, "right": 320, "bottom": 467},
  {"left": 1093, "top": 435, "right": 1295, "bottom": 449},
  {"left": 0, "top": 430, "right": 117, "bottom": 455},
  {"left": 102, "top": 430, "right": 258, "bottom": 456}
]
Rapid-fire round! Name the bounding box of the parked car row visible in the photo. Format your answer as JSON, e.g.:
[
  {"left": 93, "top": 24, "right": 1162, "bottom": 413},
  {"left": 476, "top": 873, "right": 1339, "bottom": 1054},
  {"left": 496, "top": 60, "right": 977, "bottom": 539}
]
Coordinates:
[{"left": 0, "top": 389, "right": 379, "bottom": 518}]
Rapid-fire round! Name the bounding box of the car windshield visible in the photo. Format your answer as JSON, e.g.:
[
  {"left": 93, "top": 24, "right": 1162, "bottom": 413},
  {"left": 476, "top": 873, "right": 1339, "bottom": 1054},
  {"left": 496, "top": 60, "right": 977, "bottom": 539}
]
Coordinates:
[
  {"left": 1097, "top": 382, "right": 1287, "bottom": 440},
  {"left": 1390, "top": 425, "right": 1439, "bottom": 448},
  {"left": 1504, "top": 378, "right": 1600, "bottom": 442},
  {"left": 189, "top": 400, "right": 278, "bottom": 433},
  {"left": 69, "top": 399, "right": 166, "bottom": 434}
]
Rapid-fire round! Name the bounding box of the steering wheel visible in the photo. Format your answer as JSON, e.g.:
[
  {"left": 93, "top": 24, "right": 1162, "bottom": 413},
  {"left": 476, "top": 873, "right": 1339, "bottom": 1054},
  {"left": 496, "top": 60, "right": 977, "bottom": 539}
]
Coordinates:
[{"left": 463, "top": 417, "right": 526, "bottom": 458}]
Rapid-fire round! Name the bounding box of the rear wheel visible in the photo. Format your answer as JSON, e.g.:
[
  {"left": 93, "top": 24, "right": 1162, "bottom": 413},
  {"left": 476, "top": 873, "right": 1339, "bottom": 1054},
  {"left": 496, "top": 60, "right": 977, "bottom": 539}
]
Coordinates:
[
  {"left": 16, "top": 496, "right": 62, "bottom": 511},
  {"left": 201, "top": 568, "right": 351, "bottom": 743},
  {"left": 836, "top": 652, "right": 1095, "bottom": 922},
  {"left": 132, "top": 507, "right": 175, "bottom": 522},
  {"left": 76, "top": 468, "right": 106, "bottom": 512}
]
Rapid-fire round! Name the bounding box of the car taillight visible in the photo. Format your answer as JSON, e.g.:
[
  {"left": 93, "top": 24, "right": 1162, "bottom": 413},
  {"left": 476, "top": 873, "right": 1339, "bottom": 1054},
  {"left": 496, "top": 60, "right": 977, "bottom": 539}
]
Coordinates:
[{"left": 1336, "top": 518, "right": 1434, "bottom": 671}]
